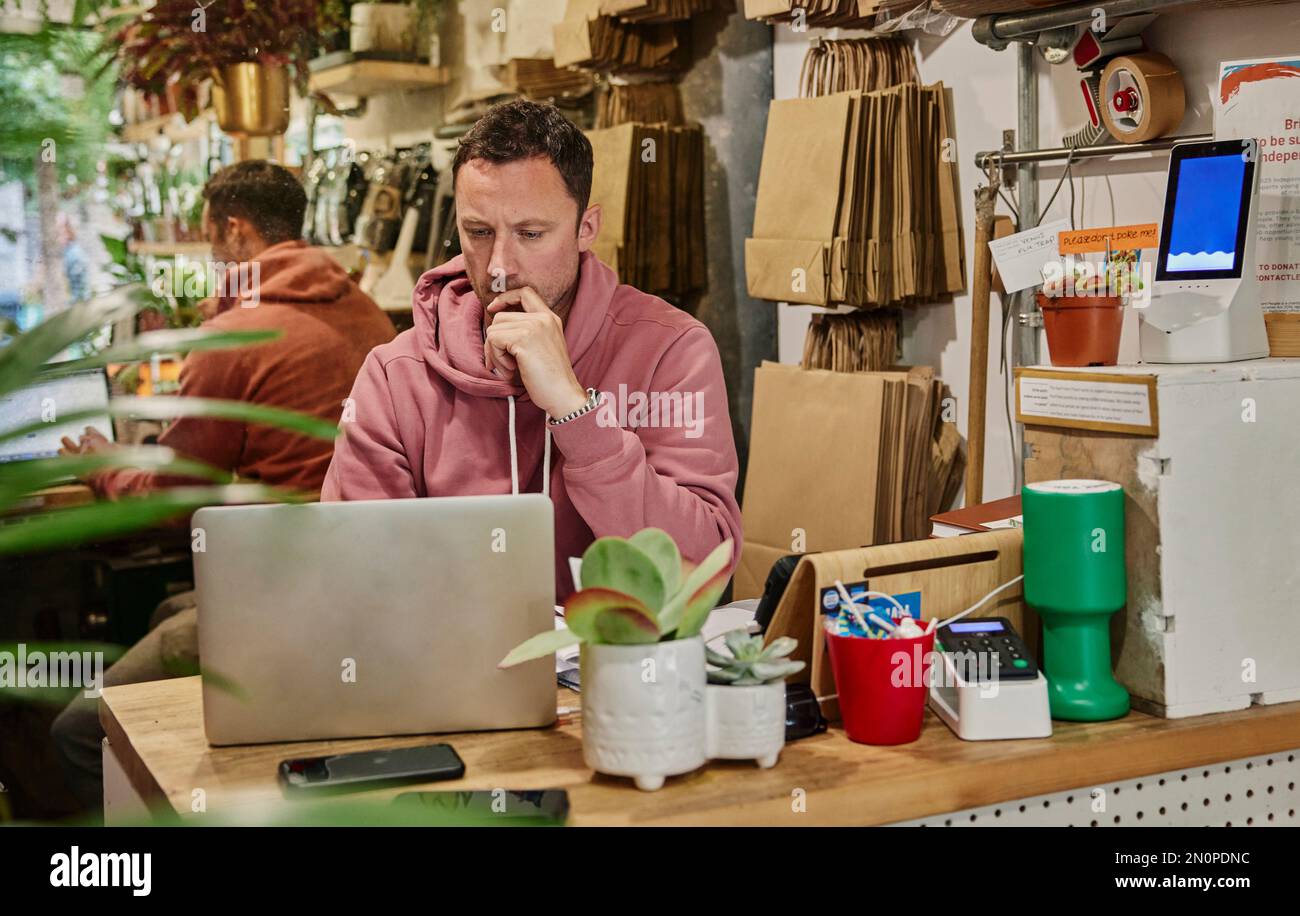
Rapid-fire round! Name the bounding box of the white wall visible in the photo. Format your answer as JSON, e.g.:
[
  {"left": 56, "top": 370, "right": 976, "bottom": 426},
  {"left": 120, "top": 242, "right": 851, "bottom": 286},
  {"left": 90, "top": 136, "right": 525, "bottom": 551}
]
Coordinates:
[{"left": 773, "top": 6, "right": 1300, "bottom": 506}]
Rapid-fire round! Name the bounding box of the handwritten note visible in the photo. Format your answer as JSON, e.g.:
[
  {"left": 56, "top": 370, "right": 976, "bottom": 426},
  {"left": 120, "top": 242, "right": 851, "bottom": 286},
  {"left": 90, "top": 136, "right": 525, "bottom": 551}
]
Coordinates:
[
  {"left": 1058, "top": 223, "right": 1158, "bottom": 254},
  {"left": 988, "top": 219, "right": 1070, "bottom": 293}
]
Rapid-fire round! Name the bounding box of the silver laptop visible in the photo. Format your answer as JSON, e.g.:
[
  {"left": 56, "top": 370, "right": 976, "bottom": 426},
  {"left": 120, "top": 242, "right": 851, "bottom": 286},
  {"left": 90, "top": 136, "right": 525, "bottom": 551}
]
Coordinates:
[
  {"left": 194, "top": 494, "right": 557, "bottom": 746},
  {"left": 0, "top": 368, "right": 114, "bottom": 465}
]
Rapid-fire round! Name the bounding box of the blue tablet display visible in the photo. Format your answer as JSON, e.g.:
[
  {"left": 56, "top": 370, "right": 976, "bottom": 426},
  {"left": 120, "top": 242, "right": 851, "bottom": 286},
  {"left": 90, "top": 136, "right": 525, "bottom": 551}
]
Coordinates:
[{"left": 1163, "top": 153, "right": 1247, "bottom": 275}]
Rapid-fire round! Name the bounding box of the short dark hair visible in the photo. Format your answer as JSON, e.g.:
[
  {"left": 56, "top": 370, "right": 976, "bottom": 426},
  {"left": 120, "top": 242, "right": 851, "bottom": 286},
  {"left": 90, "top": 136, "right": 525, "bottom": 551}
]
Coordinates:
[
  {"left": 202, "top": 160, "right": 306, "bottom": 244},
  {"left": 452, "top": 99, "right": 594, "bottom": 214}
]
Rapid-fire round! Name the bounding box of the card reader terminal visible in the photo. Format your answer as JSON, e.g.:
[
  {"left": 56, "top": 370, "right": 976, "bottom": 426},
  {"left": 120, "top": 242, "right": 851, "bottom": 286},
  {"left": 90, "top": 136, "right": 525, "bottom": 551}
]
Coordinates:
[
  {"left": 930, "top": 616, "right": 1052, "bottom": 741},
  {"left": 936, "top": 617, "right": 1039, "bottom": 681}
]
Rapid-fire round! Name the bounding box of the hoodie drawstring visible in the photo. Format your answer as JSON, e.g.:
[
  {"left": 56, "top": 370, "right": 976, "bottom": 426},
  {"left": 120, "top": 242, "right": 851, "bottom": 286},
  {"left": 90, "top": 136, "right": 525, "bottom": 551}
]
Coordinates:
[{"left": 507, "top": 395, "right": 551, "bottom": 498}]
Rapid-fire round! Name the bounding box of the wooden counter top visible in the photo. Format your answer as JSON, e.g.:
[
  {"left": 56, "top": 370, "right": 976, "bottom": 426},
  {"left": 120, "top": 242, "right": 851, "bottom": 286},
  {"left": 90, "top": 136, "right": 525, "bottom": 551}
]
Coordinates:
[{"left": 100, "top": 676, "right": 1300, "bottom": 826}]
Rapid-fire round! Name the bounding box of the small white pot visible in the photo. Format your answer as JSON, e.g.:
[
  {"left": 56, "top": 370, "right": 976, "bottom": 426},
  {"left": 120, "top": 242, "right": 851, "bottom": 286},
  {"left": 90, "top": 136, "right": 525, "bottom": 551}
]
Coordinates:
[
  {"left": 705, "top": 682, "right": 787, "bottom": 768},
  {"left": 580, "top": 637, "right": 707, "bottom": 791},
  {"left": 350, "top": 3, "right": 418, "bottom": 57}
]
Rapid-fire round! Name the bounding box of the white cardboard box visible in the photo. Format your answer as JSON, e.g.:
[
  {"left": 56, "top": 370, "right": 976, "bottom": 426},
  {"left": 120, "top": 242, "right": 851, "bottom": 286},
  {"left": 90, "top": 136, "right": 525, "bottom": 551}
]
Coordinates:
[{"left": 1019, "top": 358, "right": 1300, "bottom": 718}]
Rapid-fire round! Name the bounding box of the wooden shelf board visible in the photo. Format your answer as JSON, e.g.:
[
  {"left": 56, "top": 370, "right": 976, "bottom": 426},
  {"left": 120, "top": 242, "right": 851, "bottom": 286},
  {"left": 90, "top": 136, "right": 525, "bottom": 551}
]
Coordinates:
[
  {"left": 127, "top": 241, "right": 364, "bottom": 274},
  {"left": 127, "top": 240, "right": 211, "bottom": 258},
  {"left": 308, "top": 60, "right": 449, "bottom": 98},
  {"left": 120, "top": 110, "right": 213, "bottom": 144}
]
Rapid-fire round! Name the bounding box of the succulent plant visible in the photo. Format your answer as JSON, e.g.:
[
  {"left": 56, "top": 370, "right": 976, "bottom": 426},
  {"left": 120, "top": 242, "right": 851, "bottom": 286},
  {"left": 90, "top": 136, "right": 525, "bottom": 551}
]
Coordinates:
[
  {"left": 706, "top": 630, "right": 805, "bottom": 686},
  {"left": 499, "top": 529, "right": 733, "bottom": 668}
]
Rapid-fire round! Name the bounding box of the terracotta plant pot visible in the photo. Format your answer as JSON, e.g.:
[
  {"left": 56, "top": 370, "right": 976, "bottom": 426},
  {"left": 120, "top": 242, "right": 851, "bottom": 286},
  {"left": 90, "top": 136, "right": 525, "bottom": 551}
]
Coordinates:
[
  {"left": 1037, "top": 291, "right": 1124, "bottom": 367},
  {"left": 211, "top": 62, "right": 290, "bottom": 136}
]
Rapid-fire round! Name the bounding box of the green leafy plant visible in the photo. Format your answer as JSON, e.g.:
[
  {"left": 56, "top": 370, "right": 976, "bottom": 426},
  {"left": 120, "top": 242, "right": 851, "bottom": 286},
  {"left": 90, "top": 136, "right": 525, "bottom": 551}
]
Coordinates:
[
  {"left": 100, "top": 234, "right": 207, "bottom": 331},
  {"left": 0, "top": 293, "right": 341, "bottom": 723},
  {"left": 0, "top": 293, "right": 339, "bottom": 556},
  {"left": 410, "top": 0, "right": 448, "bottom": 45},
  {"left": 500, "top": 529, "right": 733, "bottom": 667},
  {"left": 706, "top": 631, "right": 804, "bottom": 686}
]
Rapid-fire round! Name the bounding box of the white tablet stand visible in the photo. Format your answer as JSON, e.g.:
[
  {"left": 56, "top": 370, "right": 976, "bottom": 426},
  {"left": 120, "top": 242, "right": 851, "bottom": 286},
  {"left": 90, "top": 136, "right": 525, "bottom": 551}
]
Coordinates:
[{"left": 1138, "top": 139, "right": 1269, "bottom": 364}]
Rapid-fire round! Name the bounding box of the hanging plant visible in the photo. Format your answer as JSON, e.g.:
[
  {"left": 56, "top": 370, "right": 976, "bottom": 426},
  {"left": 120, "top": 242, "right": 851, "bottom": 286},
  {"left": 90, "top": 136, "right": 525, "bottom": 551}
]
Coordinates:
[{"left": 102, "top": 0, "right": 343, "bottom": 121}]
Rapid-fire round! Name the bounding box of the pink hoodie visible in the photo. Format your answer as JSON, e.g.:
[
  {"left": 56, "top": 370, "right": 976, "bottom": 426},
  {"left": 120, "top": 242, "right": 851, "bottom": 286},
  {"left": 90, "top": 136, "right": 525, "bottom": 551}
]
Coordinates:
[{"left": 321, "top": 251, "right": 742, "bottom": 601}]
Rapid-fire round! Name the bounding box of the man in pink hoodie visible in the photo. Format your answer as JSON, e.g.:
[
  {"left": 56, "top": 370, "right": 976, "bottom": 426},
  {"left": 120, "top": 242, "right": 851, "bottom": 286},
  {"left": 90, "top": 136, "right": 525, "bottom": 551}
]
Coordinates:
[{"left": 323, "top": 100, "right": 742, "bottom": 598}]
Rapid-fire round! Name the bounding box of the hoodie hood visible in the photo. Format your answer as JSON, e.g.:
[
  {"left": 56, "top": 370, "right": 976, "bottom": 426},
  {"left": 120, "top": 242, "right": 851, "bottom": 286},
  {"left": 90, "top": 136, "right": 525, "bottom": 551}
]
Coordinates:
[
  {"left": 210, "top": 239, "right": 354, "bottom": 315},
  {"left": 410, "top": 250, "right": 617, "bottom": 400}
]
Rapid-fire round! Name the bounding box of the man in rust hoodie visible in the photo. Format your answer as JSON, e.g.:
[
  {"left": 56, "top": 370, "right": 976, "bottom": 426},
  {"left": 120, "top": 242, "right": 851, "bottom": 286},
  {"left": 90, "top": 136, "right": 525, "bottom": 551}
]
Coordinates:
[
  {"left": 52, "top": 160, "right": 395, "bottom": 811},
  {"left": 322, "top": 100, "right": 741, "bottom": 599},
  {"left": 61, "top": 160, "right": 396, "bottom": 497}
]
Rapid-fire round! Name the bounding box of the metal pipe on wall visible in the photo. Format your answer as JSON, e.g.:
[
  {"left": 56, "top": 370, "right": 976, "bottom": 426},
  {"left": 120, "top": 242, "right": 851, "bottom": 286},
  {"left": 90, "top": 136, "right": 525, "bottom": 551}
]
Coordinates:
[
  {"left": 976, "top": 133, "right": 1213, "bottom": 168},
  {"left": 973, "top": 0, "right": 1193, "bottom": 48},
  {"left": 1013, "top": 41, "right": 1039, "bottom": 493}
]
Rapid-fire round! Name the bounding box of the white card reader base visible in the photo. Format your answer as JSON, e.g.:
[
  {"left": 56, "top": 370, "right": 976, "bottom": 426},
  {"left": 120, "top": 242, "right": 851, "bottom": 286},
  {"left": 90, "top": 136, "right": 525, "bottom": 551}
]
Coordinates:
[{"left": 928, "top": 652, "right": 1053, "bottom": 741}]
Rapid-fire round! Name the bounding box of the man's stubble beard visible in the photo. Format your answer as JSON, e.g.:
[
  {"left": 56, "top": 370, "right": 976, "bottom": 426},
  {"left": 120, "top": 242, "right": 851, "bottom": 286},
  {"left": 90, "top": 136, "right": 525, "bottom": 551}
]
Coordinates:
[{"left": 472, "top": 272, "right": 579, "bottom": 324}]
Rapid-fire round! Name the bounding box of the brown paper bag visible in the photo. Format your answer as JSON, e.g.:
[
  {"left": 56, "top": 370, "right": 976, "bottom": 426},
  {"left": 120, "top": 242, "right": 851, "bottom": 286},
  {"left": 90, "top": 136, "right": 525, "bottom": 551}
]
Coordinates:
[
  {"left": 737, "top": 361, "right": 888, "bottom": 597},
  {"left": 586, "top": 122, "right": 636, "bottom": 275},
  {"left": 746, "top": 93, "right": 856, "bottom": 305}
]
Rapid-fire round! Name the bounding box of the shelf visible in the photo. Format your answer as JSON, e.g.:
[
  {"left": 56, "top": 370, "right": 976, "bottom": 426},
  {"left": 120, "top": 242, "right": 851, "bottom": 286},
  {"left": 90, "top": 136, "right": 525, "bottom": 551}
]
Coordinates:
[
  {"left": 120, "top": 110, "right": 214, "bottom": 144},
  {"left": 308, "top": 60, "right": 449, "bottom": 98},
  {"left": 128, "top": 240, "right": 211, "bottom": 258},
  {"left": 127, "top": 241, "right": 365, "bottom": 274}
]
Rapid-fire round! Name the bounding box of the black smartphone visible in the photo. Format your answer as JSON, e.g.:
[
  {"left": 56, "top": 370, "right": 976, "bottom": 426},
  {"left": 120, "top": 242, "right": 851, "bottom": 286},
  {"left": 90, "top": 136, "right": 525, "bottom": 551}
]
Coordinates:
[
  {"left": 392, "top": 789, "right": 569, "bottom": 826},
  {"left": 278, "top": 743, "right": 465, "bottom": 796}
]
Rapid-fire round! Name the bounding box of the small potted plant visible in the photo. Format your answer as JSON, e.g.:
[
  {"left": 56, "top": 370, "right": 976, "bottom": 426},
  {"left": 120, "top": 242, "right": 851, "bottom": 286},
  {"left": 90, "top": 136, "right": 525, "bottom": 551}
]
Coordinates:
[
  {"left": 1038, "top": 256, "right": 1139, "bottom": 367},
  {"left": 501, "top": 529, "right": 733, "bottom": 791},
  {"left": 706, "top": 631, "right": 804, "bottom": 769},
  {"left": 350, "top": 0, "right": 444, "bottom": 63}
]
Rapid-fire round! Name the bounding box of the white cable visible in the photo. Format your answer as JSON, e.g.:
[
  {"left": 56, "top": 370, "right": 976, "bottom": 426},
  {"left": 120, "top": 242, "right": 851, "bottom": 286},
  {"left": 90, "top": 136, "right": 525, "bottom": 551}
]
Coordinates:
[
  {"left": 509, "top": 394, "right": 553, "bottom": 498},
  {"left": 858, "top": 590, "right": 907, "bottom": 626},
  {"left": 507, "top": 395, "right": 519, "bottom": 496},
  {"left": 832, "top": 580, "right": 907, "bottom": 634},
  {"left": 832, "top": 580, "right": 872, "bottom": 632},
  {"left": 542, "top": 426, "right": 551, "bottom": 499},
  {"left": 937, "top": 574, "right": 1025, "bottom": 631}
]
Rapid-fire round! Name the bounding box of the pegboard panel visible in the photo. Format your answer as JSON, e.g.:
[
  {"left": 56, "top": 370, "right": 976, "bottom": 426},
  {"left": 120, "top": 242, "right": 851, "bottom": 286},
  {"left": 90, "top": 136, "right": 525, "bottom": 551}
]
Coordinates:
[{"left": 892, "top": 748, "right": 1300, "bottom": 826}]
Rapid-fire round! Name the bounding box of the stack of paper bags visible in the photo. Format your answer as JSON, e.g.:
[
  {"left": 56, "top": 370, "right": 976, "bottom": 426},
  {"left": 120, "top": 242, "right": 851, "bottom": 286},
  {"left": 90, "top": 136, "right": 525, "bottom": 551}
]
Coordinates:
[
  {"left": 800, "top": 311, "right": 898, "bottom": 373},
  {"left": 601, "top": 0, "right": 719, "bottom": 21},
  {"left": 554, "top": 0, "right": 689, "bottom": 72},
  {"left": 504, "top": 58, "right": 596, "bottom": 100},
  {"left": 735, "top": 361, "right": 965, "bottom": 599},
  {"left": 597, "top": 81, "right": 684, "bottom": 128},
  {"left": 798, "top": 36, "right": 917, "bottom": 97},
  {"left": 743, "top": 0, "right": 882, "bottom": 27},
  {"left": 745, "top": 84, "right": 965, "bottom": 309},
  {"left": 586, "top": 122, "right": 706, "bottom": 297}
]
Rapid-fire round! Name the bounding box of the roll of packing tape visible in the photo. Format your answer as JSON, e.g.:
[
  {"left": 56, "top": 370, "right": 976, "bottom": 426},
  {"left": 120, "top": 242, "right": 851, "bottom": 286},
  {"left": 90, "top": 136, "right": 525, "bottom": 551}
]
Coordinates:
[{"left": 1100, "top": 52, "right": 1185, "bottom": 144}]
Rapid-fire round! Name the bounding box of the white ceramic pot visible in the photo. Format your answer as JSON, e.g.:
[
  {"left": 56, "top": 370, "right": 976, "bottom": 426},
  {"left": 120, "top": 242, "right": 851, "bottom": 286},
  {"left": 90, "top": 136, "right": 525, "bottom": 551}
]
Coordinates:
[
  {"left": 350, "top": 3, "right": 417, "bottom": 57},
  {"left": 706, "top": 682, "right": 787, "bottom": 768},
  {"left": 580, "top": 637, "right": 707, "bottom": 791}
]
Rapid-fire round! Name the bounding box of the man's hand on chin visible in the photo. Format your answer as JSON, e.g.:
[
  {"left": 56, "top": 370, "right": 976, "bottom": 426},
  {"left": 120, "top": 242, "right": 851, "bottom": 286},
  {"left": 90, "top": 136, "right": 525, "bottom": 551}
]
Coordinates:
[{"left": 483, "top": 286, "right": 588, "bottom": 419}]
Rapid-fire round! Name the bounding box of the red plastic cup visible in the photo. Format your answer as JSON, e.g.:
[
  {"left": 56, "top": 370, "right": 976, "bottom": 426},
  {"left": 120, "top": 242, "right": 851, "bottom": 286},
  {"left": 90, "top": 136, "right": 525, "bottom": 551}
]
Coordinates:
[{"left": 824, "top": 625, "right": 936, "bottom": 745}]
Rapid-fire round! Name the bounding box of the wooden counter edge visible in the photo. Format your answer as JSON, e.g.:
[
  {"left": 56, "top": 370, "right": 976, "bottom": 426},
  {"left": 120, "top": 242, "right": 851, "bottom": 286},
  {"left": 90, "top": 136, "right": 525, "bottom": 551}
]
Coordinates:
[
  {"left": 99, "top": 693, "right": 183, "bottom": 823},
  {"left": 99, "top": 678, "right": 1300, "bottom": 826},
  {"left": 851, "top": 702, "right": 1300, "bottom": 827}
]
